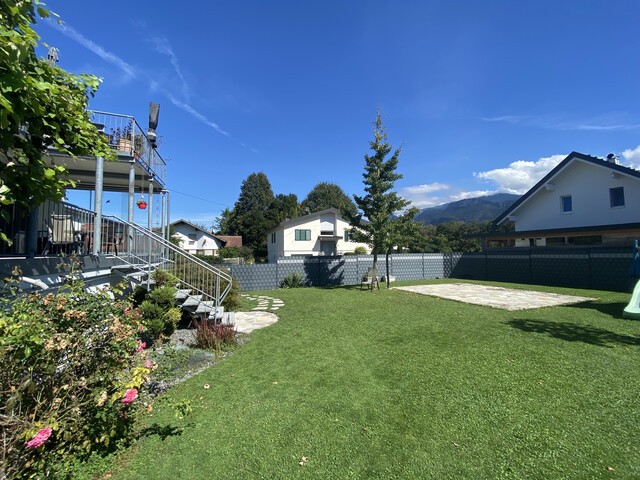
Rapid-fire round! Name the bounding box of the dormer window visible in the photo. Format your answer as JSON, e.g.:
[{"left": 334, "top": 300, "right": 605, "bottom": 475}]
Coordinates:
[{"left": 610, "top": 187, "right": 625, "bottom": 208}]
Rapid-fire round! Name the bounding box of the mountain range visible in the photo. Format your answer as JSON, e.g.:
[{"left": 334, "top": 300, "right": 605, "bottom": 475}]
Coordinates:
[{"left": 415, "top": 193, "right": 520, "bottom": 225}]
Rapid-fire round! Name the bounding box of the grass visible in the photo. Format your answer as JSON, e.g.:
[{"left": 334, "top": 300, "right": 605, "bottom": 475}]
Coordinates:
[{"left": 84, "top": 280, "right": 640, "bottom": 479}]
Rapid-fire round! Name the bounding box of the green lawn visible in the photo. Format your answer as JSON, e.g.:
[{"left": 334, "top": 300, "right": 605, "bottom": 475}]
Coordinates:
[{"left": 90, "top": 280, "right": 640, "bottom": 479}]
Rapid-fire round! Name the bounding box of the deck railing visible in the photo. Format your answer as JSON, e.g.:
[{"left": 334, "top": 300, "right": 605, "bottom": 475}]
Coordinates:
[{"left": 88, "top": 110, "right": 166, "bottom": 186}]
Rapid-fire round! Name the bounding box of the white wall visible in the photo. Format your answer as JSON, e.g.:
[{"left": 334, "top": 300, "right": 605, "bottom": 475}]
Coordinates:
[
  {"left": 267, "top": 212, "right": 370, "bottom": 262},
  {"left": 172, "top": 223, "right": 221, "bottom": 255},
  {"left": 514, "top": 159, "right": 640, "bottom": 231}
]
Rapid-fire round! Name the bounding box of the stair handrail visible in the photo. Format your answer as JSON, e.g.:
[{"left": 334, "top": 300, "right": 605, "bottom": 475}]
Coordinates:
[{"left": 104, "top": 215, "right": 233, "bottom": 311}]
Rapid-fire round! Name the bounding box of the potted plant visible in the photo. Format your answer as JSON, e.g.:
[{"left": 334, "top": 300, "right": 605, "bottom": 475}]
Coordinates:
[{"left": 110, "top": 121, "right": 133, "bottom": 152}]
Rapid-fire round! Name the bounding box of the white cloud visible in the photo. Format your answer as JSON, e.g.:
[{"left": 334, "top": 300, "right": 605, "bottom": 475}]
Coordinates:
[
  {"left": 400, "top": 183, "right": 497, "bottom": 209},
  {"left": 166, "top": 93, "right": 229, "bottom": 137},
  {"left": 480, "top": 114, "right": 640, "bottom": 131},
  {"left": 152, "top": 37, "right": 190, "bottom": 101},
  {"left": 49, "top": 20, "right": 136, "bottom": 79},
  {"left": 621, "top": 145, "right": 640, "bottom": 170},
  {"left": 474, "top": 154, "right": 566, "bottom": 194}
]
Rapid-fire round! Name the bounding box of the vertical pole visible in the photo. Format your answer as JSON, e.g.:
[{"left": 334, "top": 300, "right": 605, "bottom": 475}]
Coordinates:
[
  {"left": 147, "top": 177, "right": 154, "bottom": 288},
  {"left": 161, "top": 190, "right": 166, "bottom": 262},
  {"left": 93, "top": 156, "right": 104, "bottom": 255},
  {"left": 25, "top": 204, "right": 38, "bottom": 258},
  {"left": 128, "top": 162, "right": 135, "bottom": 255}
]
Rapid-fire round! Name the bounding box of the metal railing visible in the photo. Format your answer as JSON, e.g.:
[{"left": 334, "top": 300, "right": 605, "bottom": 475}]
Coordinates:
[
  {"left": 105, "top": 215, "right": 233, "bottom": 315},
  {"left": 88, "top": 111, "right": 166, "bottom": 186},
  {"left": 0, "top": 199, "right": 128, "bottom": 257}
]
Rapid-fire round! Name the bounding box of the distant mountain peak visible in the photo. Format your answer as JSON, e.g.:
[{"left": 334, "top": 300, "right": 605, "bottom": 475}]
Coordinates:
[{"left": 415, "top": 193, "right": 520, "bottom": 225}]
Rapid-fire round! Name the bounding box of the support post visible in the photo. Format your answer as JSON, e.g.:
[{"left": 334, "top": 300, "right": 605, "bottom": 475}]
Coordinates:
[
  {"left": 128, "top": 162, "right": 135, "bottom": 254},
  {"left": 93, "top": 156, "right": 104, "bottom": 255}
]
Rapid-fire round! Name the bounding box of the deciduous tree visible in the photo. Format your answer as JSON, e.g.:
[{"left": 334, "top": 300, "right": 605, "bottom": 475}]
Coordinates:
[
  {"left": 0, "top": 0, "right": 115, "bottom": 243},
  {"left": 302, "top": 182, "right": 356, "bottom": 217},
  {"left": 229, "top": 172, "right": 274, "bottom": 259}
]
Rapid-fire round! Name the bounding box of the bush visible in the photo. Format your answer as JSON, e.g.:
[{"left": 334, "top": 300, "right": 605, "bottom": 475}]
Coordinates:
[
  {"left": 0, "top": 282, "right": 151, "bottom": 479},
  {"left": 193, "top": 318, "right": 237, "bottom": 351},
  {"left": 354, "top": 246, "right": 367, "bottom": 255},
  {"left": 163, "top": 307, "right": 182, "bottom": 337},
  {"left": 151, "top": 268, "right": 179, "bottom": 287},
  {"left": 140, "top": 300, "right": 166, "bottom": 338},
  {"left": 148, "top": 285, "right": 177, "bottom": 310},
  {"left": 281, "top": 272, "right": 304, "bottom": 289},
  {"left": 131, "top": 285, "right": 148, "bottom": 307}
]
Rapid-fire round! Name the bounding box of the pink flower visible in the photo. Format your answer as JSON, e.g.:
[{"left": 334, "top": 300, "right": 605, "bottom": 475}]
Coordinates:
[
  {"left": 26, "top": 427, "right": 52, "bottom": 448},
  {"left": 136, "top": 340, "right": 146, "bottom": 353},
  {"left": 124, "top": 307, "right": 131, "bottom": 315},
  {"left": 145, "top": 360, "right": 152, "bottom": 369},
  {"left": 121, "top": 389, "right": 138, "bottom": 404},
  {"left": 138, "top": 325, "right": 144, "bottom": 331}
]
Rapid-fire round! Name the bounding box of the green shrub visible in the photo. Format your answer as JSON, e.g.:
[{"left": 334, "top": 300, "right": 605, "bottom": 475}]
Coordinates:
[
  {"left": 0, "top": 283, "right": 151, "bottom": 479},
  {"left": 163, "top": 307, "right": 182, "bottom": 336},
  {"left": 148, "top": 286, "right": 177, "bottom": 310},
  {"left": 281, "top": 272, "right": 304, "bottom": 289},
  {"left": 354, "top": 246, "right": 367, "bottom": 255},
  {"left": 140, "top": 300, "right": 166, "bottom": 338},
  {"left": 151, "top": 268, "right": 179, "bottom": 287},
  {"left": 131, "top": 285, "right": 148, "bottom": 306}
]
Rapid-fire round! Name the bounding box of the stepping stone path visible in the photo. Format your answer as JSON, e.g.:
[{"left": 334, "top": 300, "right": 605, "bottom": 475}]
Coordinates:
[
  {"left": 232, "top": 294, "right": 285, "bottom": 334},
  {"left": 241, "top": 294, "right": 285, "bottom": 312}
]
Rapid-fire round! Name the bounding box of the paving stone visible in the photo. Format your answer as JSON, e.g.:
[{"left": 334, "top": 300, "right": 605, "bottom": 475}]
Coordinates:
[{"left": 395, "top": 283, "right": 594, "bottom": 311}]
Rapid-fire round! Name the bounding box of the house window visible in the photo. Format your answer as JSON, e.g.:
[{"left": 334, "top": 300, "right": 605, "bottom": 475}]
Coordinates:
[
  {"left": 188, "top": 233, "right": 196, "bottom": 245},
  {"left": 271, "top": 232, "right": 276, "bottom": 243},
  {"left": 561, "top": 195, "right": 572, "bottom": 213},
  {"left": 610, "top": 187, "right": 625, "bottom": 207},
  {"left": 295, "top": 229, "right": 311, "bottom": 241},
  {"left": 344, "top": 230, "right": 350, "bottom": 242}
]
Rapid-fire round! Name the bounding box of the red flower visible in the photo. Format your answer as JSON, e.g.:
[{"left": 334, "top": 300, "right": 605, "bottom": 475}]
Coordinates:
[
  {"left": 26, "top": 427, "right": 52, "bottom": 448},
  {"left": 122, "top": 389, "right": 138, "bottom": 404}
]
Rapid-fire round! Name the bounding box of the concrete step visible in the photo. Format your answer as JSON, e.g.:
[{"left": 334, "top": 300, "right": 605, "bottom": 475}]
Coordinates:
[
  {"left": 195, "top": 301, "right": 214, "bottom": 314},
  {"left": 207, "top": 306, "right": 226, "bottom": 321},
  {"left": 175, "top": 289, "right": 192, "bottom": 300},
  {"left": 181, "top": 294, "right": 203, "bottom": 309}
]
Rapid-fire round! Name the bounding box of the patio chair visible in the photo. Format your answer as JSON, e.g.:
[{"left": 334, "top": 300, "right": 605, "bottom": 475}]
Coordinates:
[
  {"left": 42, "top": 214, "right": 82, "bottom": 255},
  {"left": 361, "top": 267, "right": 379, "bottom": 290}
]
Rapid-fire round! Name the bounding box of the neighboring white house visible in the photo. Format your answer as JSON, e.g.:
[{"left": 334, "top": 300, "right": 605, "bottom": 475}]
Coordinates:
[
  {"left": 171, "top": 219, "right": 226, "bottom": 255},
  {"left": 266, "top": 208, "right": 371, "bottom": 263},
  {"left": 489, "top": 151, "right": 640, "bottom": 247}
]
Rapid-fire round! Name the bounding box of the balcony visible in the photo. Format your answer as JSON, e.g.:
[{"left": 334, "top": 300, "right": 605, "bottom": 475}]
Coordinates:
[{"left": 44, "top": 110, "right": 166, "bottom": 192}]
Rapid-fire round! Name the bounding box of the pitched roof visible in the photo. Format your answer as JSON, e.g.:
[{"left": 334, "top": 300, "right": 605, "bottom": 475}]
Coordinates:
[
  {"left": 215, "top": 235, "right": 243, "bottom": 248},
  {"left": 493, "top": 151, "right": 640, "bottom": 225},
  {"left": 265, "top": 208, "right": 368, "bottom": 235},
  {"left": 170, "top": 219, "right": 225, "bottom": 244}
]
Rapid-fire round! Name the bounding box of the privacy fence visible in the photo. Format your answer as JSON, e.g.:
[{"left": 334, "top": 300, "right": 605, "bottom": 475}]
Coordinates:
[{"left": 227, "top": 246, "right": 635, "bottom": 293}]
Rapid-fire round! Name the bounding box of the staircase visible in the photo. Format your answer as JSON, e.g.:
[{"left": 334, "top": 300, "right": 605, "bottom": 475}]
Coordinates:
[{"left": 106, "top": 215, "right": 232, "bottom": 321}]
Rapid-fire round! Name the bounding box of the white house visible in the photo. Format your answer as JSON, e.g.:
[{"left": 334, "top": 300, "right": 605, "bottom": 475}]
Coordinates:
[
  {"left": 266, "top": 208, "right": 371, "bottom": 263},
  {"left": 489, "top": 152, "right": 640, "bottom": 247},
  {"left": 171, "top": 219, "right": 226, "bottom": 255}
]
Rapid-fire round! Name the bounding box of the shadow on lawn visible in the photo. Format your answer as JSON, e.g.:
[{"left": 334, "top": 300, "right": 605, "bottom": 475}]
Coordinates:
[
  {"left": 506, "top": 318, "right": 640, "bottom": 347},
  {"left": 138, "top": 423, "right": 185, "bottom": 441},
  {"left": 566, "top": 301, "right": 629, "bottom": 320}
]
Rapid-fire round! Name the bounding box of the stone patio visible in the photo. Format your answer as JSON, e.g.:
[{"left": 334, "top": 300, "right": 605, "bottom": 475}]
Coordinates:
[{"left": 395, "top": 283, "right": 594, "bottom": 311}]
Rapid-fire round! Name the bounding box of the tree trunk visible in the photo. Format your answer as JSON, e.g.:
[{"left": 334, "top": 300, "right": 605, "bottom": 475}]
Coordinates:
[
  {"left": 372, "top": 251, "right": 378, "bottom": 292},
  {"left": 385, "top": 247, "right": 391, "bottom": 289}
]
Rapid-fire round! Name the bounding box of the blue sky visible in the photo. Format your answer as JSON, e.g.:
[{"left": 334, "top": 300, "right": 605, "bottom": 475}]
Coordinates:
[{"left": 38, "top": 0, "right": 640, "bottom": 228}]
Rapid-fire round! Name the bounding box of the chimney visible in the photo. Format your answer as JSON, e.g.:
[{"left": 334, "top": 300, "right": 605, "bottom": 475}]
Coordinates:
[{"left": 606, "top": 153, "right": 619, "bottom": 165}]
